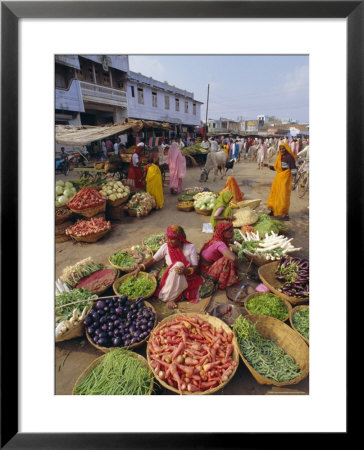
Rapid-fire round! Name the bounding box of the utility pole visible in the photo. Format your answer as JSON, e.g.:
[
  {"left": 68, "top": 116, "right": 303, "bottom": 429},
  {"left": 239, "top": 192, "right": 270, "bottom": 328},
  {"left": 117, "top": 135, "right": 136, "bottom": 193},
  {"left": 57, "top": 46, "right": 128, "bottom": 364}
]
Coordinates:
[{"left": 205, "top": 83, "right": 210, "bottom": 138}]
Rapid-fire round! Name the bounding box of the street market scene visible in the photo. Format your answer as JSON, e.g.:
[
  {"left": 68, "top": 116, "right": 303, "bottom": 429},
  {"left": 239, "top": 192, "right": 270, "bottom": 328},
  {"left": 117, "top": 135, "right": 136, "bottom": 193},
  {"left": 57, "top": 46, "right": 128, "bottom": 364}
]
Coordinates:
[{"left": 55, "top": 55, "right": 309, "bottom": 396}]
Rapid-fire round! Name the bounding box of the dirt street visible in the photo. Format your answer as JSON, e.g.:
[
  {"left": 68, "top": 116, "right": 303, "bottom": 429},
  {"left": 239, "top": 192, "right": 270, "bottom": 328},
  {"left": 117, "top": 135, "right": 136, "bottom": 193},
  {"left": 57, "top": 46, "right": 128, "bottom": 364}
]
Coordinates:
[{"left": 55, "top": 156, "right": 309, "bottom": 395}]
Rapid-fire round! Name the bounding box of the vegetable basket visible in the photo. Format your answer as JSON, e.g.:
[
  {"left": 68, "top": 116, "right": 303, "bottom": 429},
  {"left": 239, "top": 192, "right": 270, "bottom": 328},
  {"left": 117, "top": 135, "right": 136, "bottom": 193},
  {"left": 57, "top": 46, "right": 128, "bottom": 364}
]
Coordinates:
[
  {"left": 108, "top": 247, "right": 145, "bottom": 272},
  {"left": 72, "top": 350, "right": 154, "bottom": 395},
  {"left": 177, "top": 202, "right": 194, "bottom": 212},
  {"left": 235, "top": 314, "right": 309, "bottom": 386},
  {"left": 69, "top": 202, "right": 106, "bottom": 218},
  {"left": 85, "top": 300, "right": 157, "bottom": 353},
  {"left": 289, "top": 305, "right": 309, "bottom": 345},
  {"left": 55, "top": 300, "right": 93, "bottom": 343},
  {"left": 68, "top": 228, "right": 110, "bottom": 243},
  {"left": 236, "top": 199, "right": 262, "bottom": 210},
  {"left": 194, "top": 207, "right": 212, "bottom": 216},
  {"left": 242, "top": 250, "right": 274, "bottom": 267},
  {"left": 146, "top": 313, "right": 240, "bottom": 395},
  {"left": 128, "top": 208, "right": 139, "bottom": 217},
  {"left": 107, "top": 195, "right": 129, "bottom": 208},
  {"left": 243, "top": 292, "right": 292, "bottom": 322},
  {"left": 55, "top": 207, "right": 73, "bottom": 225},
  {"left": 258, "top": 261, "right": 309, "bottom": 306},
  {"left": 112, "top": 272, "right": 157, "bottom": 300}
]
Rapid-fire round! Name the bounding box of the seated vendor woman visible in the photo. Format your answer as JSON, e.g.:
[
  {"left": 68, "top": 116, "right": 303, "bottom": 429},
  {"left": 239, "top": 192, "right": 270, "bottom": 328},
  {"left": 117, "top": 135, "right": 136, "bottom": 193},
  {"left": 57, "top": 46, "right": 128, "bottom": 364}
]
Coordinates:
[
  {"left": 131, "top": 225, "right": 204, "bottom": 309},
  {"left": 210, "top": 190, "right": 236, "bottom": 230},
  {"left": 199, "top": 221, "right": 240, "bottom": 290}
]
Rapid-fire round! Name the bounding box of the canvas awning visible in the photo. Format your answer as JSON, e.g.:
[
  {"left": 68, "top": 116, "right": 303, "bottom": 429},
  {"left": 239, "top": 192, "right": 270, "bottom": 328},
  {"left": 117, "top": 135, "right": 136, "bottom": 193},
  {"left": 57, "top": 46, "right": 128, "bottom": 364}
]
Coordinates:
[{"left": 55, "top": 119, "right": 171, "bottom": 146}]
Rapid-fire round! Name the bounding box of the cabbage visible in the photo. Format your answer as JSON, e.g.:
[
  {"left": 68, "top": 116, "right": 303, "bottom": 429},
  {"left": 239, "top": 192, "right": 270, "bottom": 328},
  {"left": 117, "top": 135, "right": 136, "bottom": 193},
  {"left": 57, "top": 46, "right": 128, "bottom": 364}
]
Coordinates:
[
  {"left": 56, "top": 180, "right": 65, "bottom": 187},
  {"left": 109, "top": 194, "right": 117, "bottom": 201},
  {"left": 117, "top": 188, "right": 123, "bottom": 193},
  {"left": 70, "top": 187, "right": 77, "bottom": 194},
  {"left": 56, "top": 186, "right": 64, "bottom": 195},
  {"left": 65, "top": 181, "right": 73, "bottom": 189},
  {"left": 58, "top": 195, "right": 68, "bottom": 205},
  {"left": 63, "top": 189, "right": 73, "bottom": 197},
  {"left": 116, "top": 193, "right": 122, "bottom": 199},
  {"left": 55, "top": 200, "right": 61, "bottom": 207}
]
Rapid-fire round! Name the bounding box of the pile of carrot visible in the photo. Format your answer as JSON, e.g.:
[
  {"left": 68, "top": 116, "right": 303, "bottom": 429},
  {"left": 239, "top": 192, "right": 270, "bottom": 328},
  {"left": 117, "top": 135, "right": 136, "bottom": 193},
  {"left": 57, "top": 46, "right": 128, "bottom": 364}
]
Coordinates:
[{"left": 148, "top": 314, "right": 237, "bottom": 394}]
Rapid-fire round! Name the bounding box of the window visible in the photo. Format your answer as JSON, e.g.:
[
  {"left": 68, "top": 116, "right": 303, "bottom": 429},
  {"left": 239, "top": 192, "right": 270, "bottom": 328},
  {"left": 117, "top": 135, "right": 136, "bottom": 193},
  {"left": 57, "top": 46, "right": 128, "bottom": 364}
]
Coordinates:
[
  {"left": 213, "top": 123, "right": 216, "bottom": 129},
  {"left": 138, "top": 87, "right": 144, "bottom": 104},
  {"left": 185, "top": 101, "right": 188, "bottom": 113},
  {"left": 131, "top": 86, "right": 135, "bottom": 97},
  {"left": 165, "top": 95, "right": 170, "bottom": 109},
  {"left": 193, "top": 103, "right": 196, "bottom": 115},
  {"left": 175, "top": 98, "right": 179, "bottom": 112},
  {"left": 152, "top": 91, "right": 157, "bottom": 107}
]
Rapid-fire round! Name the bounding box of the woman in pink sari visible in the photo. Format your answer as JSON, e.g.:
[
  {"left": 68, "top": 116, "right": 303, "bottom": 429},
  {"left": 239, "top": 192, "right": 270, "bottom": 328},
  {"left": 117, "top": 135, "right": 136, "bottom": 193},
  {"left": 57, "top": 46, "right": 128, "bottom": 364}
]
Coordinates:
[{"left": 167, "top": 142, "right": 186, "bottom": 194}]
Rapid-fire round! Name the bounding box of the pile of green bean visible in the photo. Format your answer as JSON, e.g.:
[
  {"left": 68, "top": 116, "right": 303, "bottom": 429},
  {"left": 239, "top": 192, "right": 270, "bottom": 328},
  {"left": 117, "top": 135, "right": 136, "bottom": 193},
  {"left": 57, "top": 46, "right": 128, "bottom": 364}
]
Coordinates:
[
  {"left": 74, "top": 349, "right": 153, "bottom": 395},
  {"left": 233, "top": 316, "right": 301, "bottom": 382},
  {"left": 292, "top": 307, "right": 309, "bottom": 341}
]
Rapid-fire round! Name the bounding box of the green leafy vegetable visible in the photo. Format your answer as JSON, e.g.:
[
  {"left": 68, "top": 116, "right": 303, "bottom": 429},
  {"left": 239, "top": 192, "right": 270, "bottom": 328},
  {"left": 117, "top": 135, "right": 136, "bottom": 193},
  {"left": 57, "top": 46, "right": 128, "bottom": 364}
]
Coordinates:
[
  {"left": 55, "top": 288, "right": 97, "bottom": 323},
  {"left": 110, "top": 251, "right": 136, "bottom": 268},
  {"left": 118, "top": 274, "right": 155, "bottom": 298},
  {"left": 245, "top": 293, "right": 289, "bottom": 321},
  {"left": 254, "top": 214, "right": 288, "bottom": 236},
  {"left": 143, "top": 233, "right": 166, "bottom": 251}
]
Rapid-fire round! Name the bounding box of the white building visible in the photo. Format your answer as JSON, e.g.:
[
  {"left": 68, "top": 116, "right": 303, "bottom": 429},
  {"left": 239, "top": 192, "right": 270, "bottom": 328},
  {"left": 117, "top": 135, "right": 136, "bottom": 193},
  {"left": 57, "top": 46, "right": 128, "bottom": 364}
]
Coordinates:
[
  {"left": 127, "top": 71, "right": 203, "bottom": 128},
  {"left": 55, "top": 55, "right": 129, "bottom": 126}
]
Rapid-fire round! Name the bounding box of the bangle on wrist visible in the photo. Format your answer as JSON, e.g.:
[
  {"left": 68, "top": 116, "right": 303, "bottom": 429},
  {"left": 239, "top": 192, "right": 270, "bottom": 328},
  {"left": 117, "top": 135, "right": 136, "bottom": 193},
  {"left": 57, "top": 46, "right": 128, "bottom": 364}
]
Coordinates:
[{"left": 187, "top": 267, "right": 194, "bottom": 275}]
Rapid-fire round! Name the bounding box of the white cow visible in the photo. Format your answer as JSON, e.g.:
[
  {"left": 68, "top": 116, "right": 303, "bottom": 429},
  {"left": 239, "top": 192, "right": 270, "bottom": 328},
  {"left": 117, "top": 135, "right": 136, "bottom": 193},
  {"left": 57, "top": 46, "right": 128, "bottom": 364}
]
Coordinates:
[{"left": 199, "top": 150, "right": 228, "bottom": 182}]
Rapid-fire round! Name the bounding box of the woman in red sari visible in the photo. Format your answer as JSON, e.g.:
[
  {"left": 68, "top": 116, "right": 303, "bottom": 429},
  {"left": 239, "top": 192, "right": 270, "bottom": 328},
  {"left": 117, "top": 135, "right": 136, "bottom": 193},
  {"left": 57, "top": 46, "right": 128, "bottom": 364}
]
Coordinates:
[
  {"left": 131, "top": 225, "right": 204, "bottom": 309},
  {"left": 127, "top": 144, "right": 144, "bottom": 189},
  {"left": 199, "top": 221, "right": 240, "bottom": 290}
]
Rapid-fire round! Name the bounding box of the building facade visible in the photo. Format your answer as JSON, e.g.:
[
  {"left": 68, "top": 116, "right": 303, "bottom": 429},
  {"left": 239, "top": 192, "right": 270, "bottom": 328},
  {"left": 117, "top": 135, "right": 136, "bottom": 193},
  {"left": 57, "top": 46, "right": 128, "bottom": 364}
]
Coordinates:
[{"left": 126, "top": 71, "right": 203, "bottom": 127}]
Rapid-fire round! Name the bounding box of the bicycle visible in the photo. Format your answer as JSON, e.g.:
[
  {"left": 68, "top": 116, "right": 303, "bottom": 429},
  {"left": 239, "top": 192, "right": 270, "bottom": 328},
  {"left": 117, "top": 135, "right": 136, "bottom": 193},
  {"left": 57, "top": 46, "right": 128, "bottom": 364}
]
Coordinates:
[{"left": 296, "top": 161, "right": 309, "bottom": 198}]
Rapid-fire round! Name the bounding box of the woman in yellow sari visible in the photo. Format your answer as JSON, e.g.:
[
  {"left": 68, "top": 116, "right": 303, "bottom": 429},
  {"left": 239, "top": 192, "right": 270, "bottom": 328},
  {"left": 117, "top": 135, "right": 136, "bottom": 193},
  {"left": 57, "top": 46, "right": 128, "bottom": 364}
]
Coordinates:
[
  {"left": 145, "top": 157, "right": 164, "bottom": 209},
  {"left": 267, "top": 142, "right": 297, "bottom": 220}
]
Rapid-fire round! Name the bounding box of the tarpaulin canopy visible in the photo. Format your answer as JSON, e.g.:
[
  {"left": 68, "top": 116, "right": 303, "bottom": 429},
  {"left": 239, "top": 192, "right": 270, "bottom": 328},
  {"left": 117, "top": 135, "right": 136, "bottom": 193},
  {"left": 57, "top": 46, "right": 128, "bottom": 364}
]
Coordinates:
[{"left": 55, "top": 119, "right": 171, "bottom": 146}]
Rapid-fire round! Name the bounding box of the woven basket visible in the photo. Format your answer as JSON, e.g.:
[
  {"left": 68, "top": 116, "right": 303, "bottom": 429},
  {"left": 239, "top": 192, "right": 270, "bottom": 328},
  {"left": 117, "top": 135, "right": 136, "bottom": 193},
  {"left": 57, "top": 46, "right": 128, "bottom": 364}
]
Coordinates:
[
  {"left": 107, "top": 195, "right": 129, "bottom": 208},
  {"left": 147, "top": 313, "right": 240, "bottom": 395},
  {"left": 85, "top": 300, "right": 157, "bottom": 353},
  {"left": 128, "top": 208, "right": 139, "bottom": 217},
  {"left": 177, "top": 203, "right": 194, "bottom": 212},
  {"left": 70, "top": 202, "right": 106, "bottom": 218},
  {"left": 258, "top": 261, "right": 309, "bottom": 306},
  {"left": 243, "top": 292, "right": 292, "bottom": 322},
  {"left": 72, "top": 350, "right": 154, "bottom": 395},
  {"left": 75, "top": 268, "right": 119, "bottom": 296},
  {"left": 236, "top": 199, "right": 262, "bottom": 210},
  {"left": 113, "top": 272, "right": 157, "bottom": 300},
  {"left": 289, "top": 305, "right": 309, "bottom": 345},
  {"left": 243, "top": 250, "right": 274, "bottom": 267},
  {"left": 142, "top": 235, "right": 166, "bottom": 253},
  {"left": 108, "top": 247, "right": 144, "bottom": 272},
  {"left": 55, "top": 234, "right": 71, "bottom": 243},
  {"left": 68, "top": 228, "right": 110, "bottom": 243},
  {"left": 195, "top": 207, "right": 212, "bottom": 216},
  {"left": 235, "top": 314, "right": 309, "bottom": 386},
  {"left": 55, "top": 300, "right": 93, "bottom": 343},
  {"left": 55, "top": 207, "right": 73, "bottom": 225}
]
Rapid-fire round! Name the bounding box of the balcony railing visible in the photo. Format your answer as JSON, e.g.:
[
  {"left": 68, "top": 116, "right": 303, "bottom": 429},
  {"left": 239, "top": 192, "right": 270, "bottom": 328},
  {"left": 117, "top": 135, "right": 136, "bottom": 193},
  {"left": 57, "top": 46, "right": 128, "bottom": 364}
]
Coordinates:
[{"left": 80, "top": 81, "right": 128, "bottom": 108}]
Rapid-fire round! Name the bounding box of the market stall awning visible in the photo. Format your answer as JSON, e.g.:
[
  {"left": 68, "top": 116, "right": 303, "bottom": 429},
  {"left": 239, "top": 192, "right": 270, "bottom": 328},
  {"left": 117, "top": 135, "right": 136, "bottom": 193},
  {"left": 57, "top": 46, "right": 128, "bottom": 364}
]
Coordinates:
[{"left": 55, "top": 119, "right": 172, "bottom": 146}]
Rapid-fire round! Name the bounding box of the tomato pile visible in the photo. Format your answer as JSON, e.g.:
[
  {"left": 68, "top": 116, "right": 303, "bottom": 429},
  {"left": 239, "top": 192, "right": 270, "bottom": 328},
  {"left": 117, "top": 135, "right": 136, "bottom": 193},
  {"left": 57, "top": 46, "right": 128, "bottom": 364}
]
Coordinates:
[
  {"left": 67, "top": 187, "right": 106, "bottom": 211},
  {"left": 66, "top": 217, "right": 111, "bottom": 237},
  {"left": 148, "top": 314, "right": 237, "bottom": 394}
]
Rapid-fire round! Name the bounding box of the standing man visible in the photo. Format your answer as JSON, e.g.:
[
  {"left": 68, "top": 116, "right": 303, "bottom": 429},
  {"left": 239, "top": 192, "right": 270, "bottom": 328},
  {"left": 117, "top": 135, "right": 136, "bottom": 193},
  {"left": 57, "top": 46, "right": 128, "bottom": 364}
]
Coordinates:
[{"left": 208, "top": 137, "right": 218, "bottom": 152}]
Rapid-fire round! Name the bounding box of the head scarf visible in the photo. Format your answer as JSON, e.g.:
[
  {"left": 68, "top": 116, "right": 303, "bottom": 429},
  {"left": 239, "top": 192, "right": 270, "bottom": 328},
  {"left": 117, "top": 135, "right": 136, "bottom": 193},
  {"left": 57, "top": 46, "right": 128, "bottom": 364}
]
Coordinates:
[
  {"left": 166, "top": 224, "right": 190, "bottom": 244},
  {"left": 220, "top": 176, "right": 244, "bottom": 202},
  {"left": 274, "top": 141, "right": 296, "bottom": 172},
  {"left": 201, "top": 221, "right": 233, "bottom": 253}
]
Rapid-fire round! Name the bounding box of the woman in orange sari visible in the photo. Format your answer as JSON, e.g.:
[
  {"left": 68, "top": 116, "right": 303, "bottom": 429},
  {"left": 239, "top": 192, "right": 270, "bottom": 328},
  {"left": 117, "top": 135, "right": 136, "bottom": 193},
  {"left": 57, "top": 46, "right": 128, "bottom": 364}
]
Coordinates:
[
  {"left": 220, "top": 176, "right": 244, "bottom": 202},
  {"left": 267, "top": 142, "right": 297, "bottom": 220}
]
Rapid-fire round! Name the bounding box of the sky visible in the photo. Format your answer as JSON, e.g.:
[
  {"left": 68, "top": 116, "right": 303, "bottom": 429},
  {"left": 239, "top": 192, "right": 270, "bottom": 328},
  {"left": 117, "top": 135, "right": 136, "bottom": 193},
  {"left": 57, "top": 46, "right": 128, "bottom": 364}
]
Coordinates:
[{"left": 128, "top": 55, "right": 309, "bottom": 124}]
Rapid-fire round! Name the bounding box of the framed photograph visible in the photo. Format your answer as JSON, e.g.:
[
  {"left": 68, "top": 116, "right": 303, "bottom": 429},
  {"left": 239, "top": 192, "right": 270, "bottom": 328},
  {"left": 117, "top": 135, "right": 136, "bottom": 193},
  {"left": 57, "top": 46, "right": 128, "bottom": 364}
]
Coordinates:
[{"left": 2, "top": 0, "right": 359, "bottom": 447}]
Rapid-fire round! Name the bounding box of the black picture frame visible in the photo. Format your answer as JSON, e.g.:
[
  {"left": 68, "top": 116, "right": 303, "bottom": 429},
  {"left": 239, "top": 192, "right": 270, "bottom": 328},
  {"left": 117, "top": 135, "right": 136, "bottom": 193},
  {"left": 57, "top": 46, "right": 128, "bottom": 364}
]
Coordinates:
[{"left": 1, "top": 1, "right": 359, "bottom": 448}]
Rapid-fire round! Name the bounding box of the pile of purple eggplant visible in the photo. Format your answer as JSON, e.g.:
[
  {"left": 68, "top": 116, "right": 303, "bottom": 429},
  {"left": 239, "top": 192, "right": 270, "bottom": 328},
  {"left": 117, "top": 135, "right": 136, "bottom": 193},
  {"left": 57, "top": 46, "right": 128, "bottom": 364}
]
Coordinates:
[{"left": 276, "top": 256, "right": 309, "bottom": 298}]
